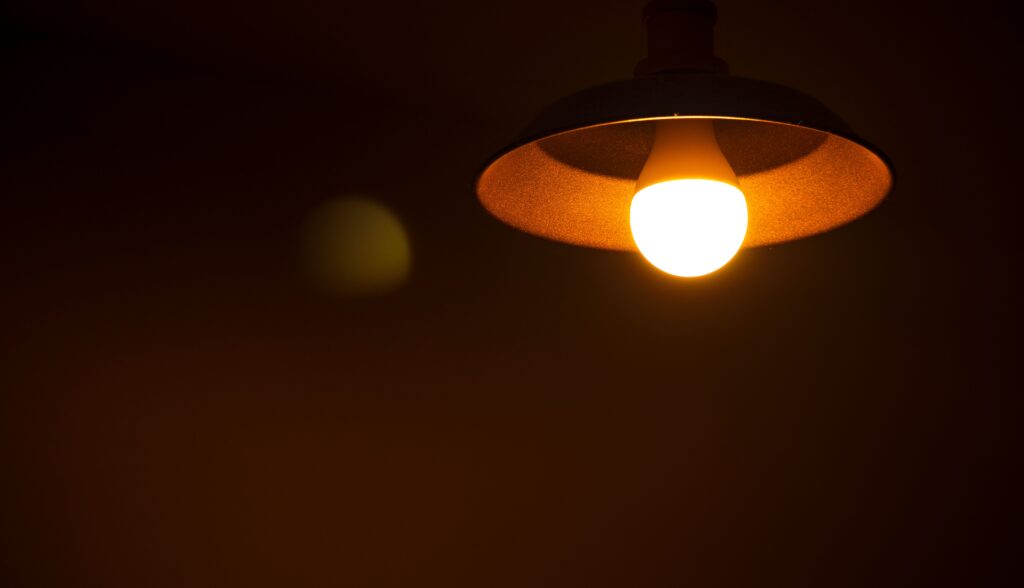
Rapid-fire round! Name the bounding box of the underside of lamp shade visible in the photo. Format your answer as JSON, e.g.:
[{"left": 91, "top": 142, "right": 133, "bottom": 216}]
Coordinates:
[{"left": 476, "top": 75, "right": 894, "bottom": 250}]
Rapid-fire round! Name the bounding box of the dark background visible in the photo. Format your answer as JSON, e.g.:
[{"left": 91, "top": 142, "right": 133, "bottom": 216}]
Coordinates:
[{"left": 1, "top": 1, "right": 1021, "bottom": 586}]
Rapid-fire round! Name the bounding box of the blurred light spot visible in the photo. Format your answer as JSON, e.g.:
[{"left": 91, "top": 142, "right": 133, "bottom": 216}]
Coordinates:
[{"left": 302, "top": 196, "right": 410, "bottom": 295}]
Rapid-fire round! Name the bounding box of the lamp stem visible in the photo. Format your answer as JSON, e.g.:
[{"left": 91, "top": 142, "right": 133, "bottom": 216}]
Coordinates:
[{"left": 634, "top": 0, "right": 726, "bottom": 76}]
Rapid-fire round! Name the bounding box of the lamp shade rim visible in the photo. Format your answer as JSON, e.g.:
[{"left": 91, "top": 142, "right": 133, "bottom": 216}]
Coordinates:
[{"left": 476, "top": 74, "right": 894, "bottom": 185}]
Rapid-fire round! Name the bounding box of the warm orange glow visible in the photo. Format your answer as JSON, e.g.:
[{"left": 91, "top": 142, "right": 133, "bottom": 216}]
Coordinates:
[{"left": 630, "top": 119, "right": 748, "bottom": 277}]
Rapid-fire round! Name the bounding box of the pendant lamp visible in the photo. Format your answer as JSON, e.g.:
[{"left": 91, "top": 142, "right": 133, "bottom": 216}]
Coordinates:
[{"left": 475, "top": 0, "right": 894, "bottom": 277}]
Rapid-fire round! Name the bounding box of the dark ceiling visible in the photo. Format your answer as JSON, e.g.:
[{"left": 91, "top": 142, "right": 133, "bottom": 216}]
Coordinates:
[{"left": 1, "top": 1, "right": 1020, "bottom": 587}]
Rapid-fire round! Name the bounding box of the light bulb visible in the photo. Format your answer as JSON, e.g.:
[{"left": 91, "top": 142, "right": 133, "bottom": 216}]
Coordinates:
[{"left": 630, "top": 119, "right": 748, "bottom": 277}]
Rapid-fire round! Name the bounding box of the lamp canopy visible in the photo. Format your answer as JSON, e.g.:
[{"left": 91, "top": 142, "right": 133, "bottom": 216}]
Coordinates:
[{"left": 475, "top": 0, "right": 893, "bottom": 251}]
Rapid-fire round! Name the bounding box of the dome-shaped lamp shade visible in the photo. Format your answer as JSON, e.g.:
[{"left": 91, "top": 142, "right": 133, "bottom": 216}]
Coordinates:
[{"left": 476, "top": 74, "right": 893, "bottom": 250}]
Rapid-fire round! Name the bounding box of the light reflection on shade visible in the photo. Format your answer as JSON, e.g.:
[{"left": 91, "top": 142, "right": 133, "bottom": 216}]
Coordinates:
[{"left": 302, "top": 196, "right": 411, "bottom": 295}]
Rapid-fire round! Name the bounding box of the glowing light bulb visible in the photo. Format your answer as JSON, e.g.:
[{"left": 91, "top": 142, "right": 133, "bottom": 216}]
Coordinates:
[{"left": 630, "top": 119, "right": 748, "bottom": 277}]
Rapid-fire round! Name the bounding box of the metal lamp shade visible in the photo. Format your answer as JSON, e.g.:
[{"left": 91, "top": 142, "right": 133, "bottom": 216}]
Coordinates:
[{"left": 476, "top": 74, "right": 893, "bottom": 250}]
